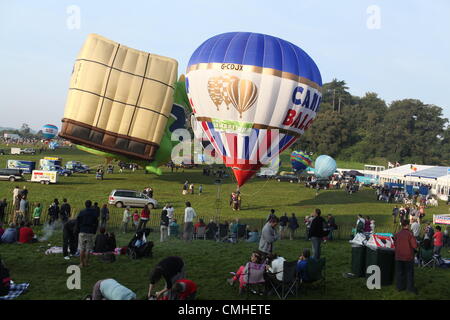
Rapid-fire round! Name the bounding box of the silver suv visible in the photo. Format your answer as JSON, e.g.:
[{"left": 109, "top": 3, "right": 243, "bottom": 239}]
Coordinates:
[{"left": 108, "top": 189, "right": 157, "bottom": 209}]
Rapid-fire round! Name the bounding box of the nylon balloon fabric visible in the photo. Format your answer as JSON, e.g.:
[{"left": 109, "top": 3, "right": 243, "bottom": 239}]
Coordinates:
[{"left": 186, "top": 32, "right": 322, "bottom": 186}]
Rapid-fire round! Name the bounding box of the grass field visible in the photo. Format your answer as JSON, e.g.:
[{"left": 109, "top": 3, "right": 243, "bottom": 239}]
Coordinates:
[{"left": 0, "top": 147, "right": 449, "bottom": 300}]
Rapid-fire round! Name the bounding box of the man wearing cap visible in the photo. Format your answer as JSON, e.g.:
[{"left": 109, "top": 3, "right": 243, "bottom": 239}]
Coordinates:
[{"left": 393, "top": 220, "right": 418, "bottom": 294}]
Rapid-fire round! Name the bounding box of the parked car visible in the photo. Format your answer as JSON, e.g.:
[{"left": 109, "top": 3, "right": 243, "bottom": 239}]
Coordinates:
[
  {"left": 274, "top": 174, "right": 300, "bottom": 183},
  {"left": 65, "top": 161, "right": 91, "bottom": 174},
  {"left": 20, "top": 148, "right": 36, "bottom": 155},
  {"left": 0, "top": 168, "right": 25, "bottom": 182},
  {"left": 108, "top": 189, "right": 158, "bottom": 209},
  {"left": 305, "top": 179, "right": 330, "bottom": 190}
]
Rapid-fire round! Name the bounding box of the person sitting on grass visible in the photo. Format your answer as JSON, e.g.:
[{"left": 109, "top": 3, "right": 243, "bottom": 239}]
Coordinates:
[
  {"left": 169, "top": 219, "right": 180, "bottom": 238},
  {"left": 18, "top": 222, "right": 36, "bottom": 244},
  {"left": 0, "top": 223, "right": 17, "bottom": 244},
  {"left": 194, "top": 218, "right": 206, "bottom": 234},
  {"left": 296, "top": 248, "right": 311, "bottom": 282},
  {"left": 206, "top": 219, "right": 218, "bottom": 240},
  {"left": 226, "top": 251, "right": 263, "bottom": 289},
  {"left": 148, "top": 256, "right": 186, "bottom": 300},
  {"left": 246, "top": 228, "right": 260, "bottom": 243},
  {"left": 93, "top": 228, "right": 116, "bottom": 253},
  {"left": 89, "top": 279, "right": 136, "bottom": 300}
]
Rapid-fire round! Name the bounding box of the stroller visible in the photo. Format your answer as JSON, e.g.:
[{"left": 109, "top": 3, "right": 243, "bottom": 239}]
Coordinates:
[{"left": 126, "top": 228, "right": 154, "bottom": 259}]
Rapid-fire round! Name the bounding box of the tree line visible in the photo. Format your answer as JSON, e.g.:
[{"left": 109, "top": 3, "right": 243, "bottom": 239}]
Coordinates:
[{"left": 292, "top": 79, "right": 450, "bottom": 166}]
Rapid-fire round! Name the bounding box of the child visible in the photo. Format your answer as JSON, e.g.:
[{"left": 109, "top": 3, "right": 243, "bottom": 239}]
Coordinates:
[
  {"left": 433, "top": 226, "right": 443, "bottom": 256},
  {"left": 199, "top": 185, "right": 203, "bottom": 195},
  {"left": 132, "top": 210, "right": 140, "bottom": 230},
  {"left": 33, "top": 203, "right": 42, "bottom": 226}
]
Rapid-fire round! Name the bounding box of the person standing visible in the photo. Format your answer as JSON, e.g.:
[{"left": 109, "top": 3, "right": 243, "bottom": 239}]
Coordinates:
[
  {"left": 288, "top": 213, "right": 299, "bottom": 240},
  {"left": 160, "top": 209, "right": 169, "bottom": 242},
  {"left": 0, "top": 198, "right": 7, "bottom": 224},
  {"left": 32, "top": 203, "right": 42, "bottom": 226},
  {"left": 199, "top": 185, "right": 203, "bottom": 195},
  {"left": 279, "top": 213, "right": 289, "bottom": 240},
  {"left": 258, "top": 217, "right": 279, "bottom": 255},
  {"left": 308, "top": 209, "right": 327, "bottom": 260},
  {"left": 19, "top": 195, "right": 29, "bottom": 224},
  {"left": 12, "top": 186, "right": 20, "bottom": 207},
  {"left": 138, "top": 205, "right": 150, "bottom": 231},
  {"left": 63, "top": 218, "right": 79, "bottom": 260},
  {"left": 182, "top": 181, "right": 189, "bottom": 195},
  {"left": 433, "top": 226, "right": 443, "bottom": 256},
  {"left": 60, "top": 198, "right": 71, "bottom": 223},
  {"left": 410, "top": 218, "right": 420, "bottom": 241},
  {"left": 183, "top": 202, "right": 197, "bottom": 242},
  {"left": 393, "top": 220, "right": 418, "bottom": 294},
  {"left": 76, "top": 200, "right": 99, "bottom": 268},
  {"left": 392, "top": 206, "right": 399, "bottom": 224},
  {"left": 48, "top": 199, "right": 60, "bottom": 225},
  {"left": 122, "top": 206, "right": 131, "bottom": 233},
  {"left": 327, "top": 214, "right": 337, "bottom": 241},
  {"left": 165, "top": 204, "right": 175, "bottom": 236},
  {"left": 100, "top": 204, "right": 110, "bottom": 229}
]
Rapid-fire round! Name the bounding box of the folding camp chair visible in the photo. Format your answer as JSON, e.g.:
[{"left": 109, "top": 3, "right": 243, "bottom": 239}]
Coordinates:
[
  {"left": 239, "top": 262, "right": 266, "bottom": 298},
  {"left": 267, "top": 261, "right": 299, "bottom": 300},
  {"left": 195, "top": 226, "right": 207, "bottom": 240},
  {"left": 301, "top": 257, "right": 326, "bottom": 294}
]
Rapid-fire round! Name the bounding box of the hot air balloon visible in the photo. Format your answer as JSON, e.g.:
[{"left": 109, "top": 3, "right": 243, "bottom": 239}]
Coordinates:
[
  {"left": 42, "top": 124, "right": 58, "bottom": 140},
  {"left": 186, "top": 32, "right": 322, "bottom": 186},
  {"left": 59, "top": 34, "right": 178, "bottom": 163},
  {"left": 72, "top": 77, "right": 189, "bottom": 175},
  {"left": 291, "top": 150, "right": 312, "bottom": 173},
  {"left": 314, "top": 155, "right": 337, "bottom": 178}
]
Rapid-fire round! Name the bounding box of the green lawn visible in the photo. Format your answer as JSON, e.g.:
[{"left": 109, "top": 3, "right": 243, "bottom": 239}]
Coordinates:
[{"left": 0, "top": 147, "right": 449, "bottom": 300}]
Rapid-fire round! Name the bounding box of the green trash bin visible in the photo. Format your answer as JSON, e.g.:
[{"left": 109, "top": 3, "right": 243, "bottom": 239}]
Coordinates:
[
  {"left": 351, "top": 244, "right": 366, "bottom": 277},
  {"left": 365, "top": 246, "right": 395, "bottom": 286}
]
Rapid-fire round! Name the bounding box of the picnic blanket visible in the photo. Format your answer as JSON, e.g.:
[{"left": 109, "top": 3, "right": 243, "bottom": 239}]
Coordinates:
[{"left": 0, "top": 282, "right": 29, "bottom": 300}]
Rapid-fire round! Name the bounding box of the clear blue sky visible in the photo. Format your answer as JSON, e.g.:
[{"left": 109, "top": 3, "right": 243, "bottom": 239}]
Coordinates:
[{"left": 1, "top": 0, "right": 449, "bottom": 131}]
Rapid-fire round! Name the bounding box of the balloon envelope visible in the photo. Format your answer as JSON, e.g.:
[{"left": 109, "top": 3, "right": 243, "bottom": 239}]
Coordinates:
[
  {"left": 186, "top": 32, "right": 322, "bottom": 186},
  {"left": 59, "top": 34, "right": 178, "bottom": 162},
  {"left": 290, "top": 151, "right": 312, "bottom": 173},
  {"left": 314, "top": 155, "right": 337, "bottom": 178},
  {"left": 42, "top": 124, "right": 58, "bottom": 140}
]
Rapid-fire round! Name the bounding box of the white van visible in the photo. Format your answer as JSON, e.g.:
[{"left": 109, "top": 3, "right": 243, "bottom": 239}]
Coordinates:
[{"left": 31, "top": 170, "right": 58, "bottom": 184}]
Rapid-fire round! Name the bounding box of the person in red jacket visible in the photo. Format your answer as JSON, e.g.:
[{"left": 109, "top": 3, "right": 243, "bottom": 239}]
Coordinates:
[
  {"left": 138, "top": 205, "right": 151, "bottom": 231},
  {"left": 393, "top": 220, "right": 418, "bottom": 294},
  {"left": 171, "top": 279, "right": 197, "bottom": 300},
  {"left": 18, "top": 222, "right": 35, "bottom": 244},
  {"left": 433, "top": 226, "right": 443, "bottom": 256}
]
